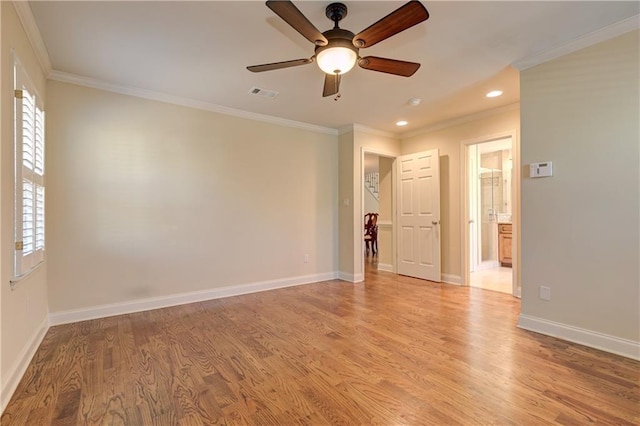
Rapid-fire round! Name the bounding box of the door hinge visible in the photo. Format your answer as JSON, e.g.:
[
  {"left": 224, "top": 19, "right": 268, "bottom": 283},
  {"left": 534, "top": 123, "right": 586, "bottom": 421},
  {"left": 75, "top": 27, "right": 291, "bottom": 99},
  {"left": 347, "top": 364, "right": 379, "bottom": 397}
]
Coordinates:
[
  {"left": 15, "top": 241, "right": 24, "bottom": 250},
  {"left": 15, "top": 89, "right": 23, "bottom": 99}
]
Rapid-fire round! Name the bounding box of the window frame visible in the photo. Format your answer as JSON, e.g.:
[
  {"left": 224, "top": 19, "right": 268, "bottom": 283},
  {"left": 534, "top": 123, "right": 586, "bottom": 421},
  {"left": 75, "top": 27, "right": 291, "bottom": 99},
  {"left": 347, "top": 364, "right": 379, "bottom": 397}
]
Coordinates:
[{"left": 13, "top": 55, "right": 46, "bottom": 282}]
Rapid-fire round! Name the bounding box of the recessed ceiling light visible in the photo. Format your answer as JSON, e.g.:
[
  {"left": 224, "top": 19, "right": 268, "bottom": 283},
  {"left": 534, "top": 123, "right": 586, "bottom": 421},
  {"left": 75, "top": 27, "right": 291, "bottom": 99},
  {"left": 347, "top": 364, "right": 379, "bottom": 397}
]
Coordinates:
[
  {"left": 486, "top": 90, "right": 503, "bottom": 98},
  {"left": 396, "top": 120, "right": 408, "bottom": 126},
  {"left": 408, "top": 98, "right": 421, "bottom": 106}
]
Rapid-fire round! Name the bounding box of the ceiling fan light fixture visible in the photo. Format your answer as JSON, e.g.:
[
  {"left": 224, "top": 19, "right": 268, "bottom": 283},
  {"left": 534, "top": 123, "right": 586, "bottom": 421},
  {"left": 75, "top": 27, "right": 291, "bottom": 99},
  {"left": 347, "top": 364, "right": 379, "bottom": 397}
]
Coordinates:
[{"left": 316, "top": 46, "right": 357, "bottom": 75}]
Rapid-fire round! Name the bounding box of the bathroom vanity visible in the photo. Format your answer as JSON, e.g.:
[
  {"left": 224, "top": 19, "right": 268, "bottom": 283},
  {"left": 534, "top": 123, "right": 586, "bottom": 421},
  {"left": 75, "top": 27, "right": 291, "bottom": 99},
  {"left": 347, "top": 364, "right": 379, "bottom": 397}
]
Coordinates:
[{"left": 498, "top": 223, "right": 512, "bottom": 267}]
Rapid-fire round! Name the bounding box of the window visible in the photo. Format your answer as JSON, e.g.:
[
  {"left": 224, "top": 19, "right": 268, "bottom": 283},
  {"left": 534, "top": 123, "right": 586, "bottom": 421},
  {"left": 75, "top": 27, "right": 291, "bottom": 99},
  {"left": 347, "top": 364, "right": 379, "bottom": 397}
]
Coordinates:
[{"left": 14, "top": 58, "right": 45, "bottom": 278}]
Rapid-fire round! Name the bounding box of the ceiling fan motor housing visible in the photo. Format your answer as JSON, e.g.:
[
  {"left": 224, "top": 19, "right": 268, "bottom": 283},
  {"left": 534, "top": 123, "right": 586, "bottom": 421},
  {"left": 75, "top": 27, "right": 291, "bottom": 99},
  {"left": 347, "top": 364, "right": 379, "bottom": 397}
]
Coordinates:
[
  {"left": 315, "top": 28, "right": 359, "bottom": 74},
  {"left": 315, "top": 28, "right": 358, "bottom": 55}
]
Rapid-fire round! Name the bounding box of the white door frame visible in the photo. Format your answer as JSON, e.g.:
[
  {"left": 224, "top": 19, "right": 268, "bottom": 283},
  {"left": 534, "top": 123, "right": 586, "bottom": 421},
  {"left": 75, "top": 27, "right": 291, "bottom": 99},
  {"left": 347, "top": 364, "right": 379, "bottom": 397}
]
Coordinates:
[
  {"left": 360, "top": 147, "right": 398, "bottom": 277},
  {"left": 468, "top": 143, "right": 480, "bottom": 272},
  {"left": 460, "top": 130, "right": 521, "bottom": 297}
]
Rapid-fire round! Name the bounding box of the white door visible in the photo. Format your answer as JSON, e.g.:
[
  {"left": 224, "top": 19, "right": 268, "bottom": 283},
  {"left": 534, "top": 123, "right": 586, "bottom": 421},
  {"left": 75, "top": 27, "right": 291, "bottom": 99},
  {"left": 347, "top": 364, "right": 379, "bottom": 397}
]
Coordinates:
[
  {"left": 468, "top": 144, "right": 480, "bottom": 272},
  {"left": 396, "top": 149, "right": 441, "bottom": 282}
]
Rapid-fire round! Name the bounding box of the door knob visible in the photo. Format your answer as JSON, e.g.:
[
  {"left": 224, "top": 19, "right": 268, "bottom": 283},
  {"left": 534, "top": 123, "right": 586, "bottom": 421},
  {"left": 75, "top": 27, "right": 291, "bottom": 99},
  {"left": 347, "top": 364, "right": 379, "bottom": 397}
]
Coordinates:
[{"left": 432, "top": 220, "right": 440, "bottom": 225}]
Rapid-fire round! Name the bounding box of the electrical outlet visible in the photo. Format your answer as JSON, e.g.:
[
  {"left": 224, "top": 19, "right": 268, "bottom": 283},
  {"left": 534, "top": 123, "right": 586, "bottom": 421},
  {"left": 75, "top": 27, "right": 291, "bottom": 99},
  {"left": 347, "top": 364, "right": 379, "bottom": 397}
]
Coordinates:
[
  {"left": 304, "top": 254, "right": 309, "bottom": 263},
  {"left": 539, "top": 286, "right": 551, "bottom": 301}
]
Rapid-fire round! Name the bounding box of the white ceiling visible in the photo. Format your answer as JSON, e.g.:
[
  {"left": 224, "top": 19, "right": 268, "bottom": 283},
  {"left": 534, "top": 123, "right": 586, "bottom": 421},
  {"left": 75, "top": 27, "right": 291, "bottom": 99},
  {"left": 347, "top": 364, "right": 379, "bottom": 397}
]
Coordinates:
[{"left": 29, "top": 1, "right": 639, "bottom": 135}]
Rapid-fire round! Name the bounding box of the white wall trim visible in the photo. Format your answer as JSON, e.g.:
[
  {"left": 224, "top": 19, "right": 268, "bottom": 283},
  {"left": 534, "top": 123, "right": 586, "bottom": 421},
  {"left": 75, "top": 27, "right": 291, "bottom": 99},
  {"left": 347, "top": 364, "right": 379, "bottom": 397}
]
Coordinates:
[
  {"left": 402, "top": 103, "right": 520, "bottom": 139},
  {"left": 518, "top": 314, "right": 640, "bottom": 361},
  {"left": 48, "top": 70, "right": 338, "bottom": 136},
  {"left": 11, "top": 1, "right": 52, "bottom": 76},
  {"left": 338, "top": 271, "right": 364, "bottom": 283},
  {"left": 441, "top": 274, "right": 462, "bottom": 286},
  {"left": 377, "top": 263, "right": 393, "bottom": 273},
  {"left": 1, "top": 316, "right": 49, "bottom": 414},
  {"left": 513, "top": 15, "right": 640, "bottom": 70},
  {"left": 338, "top": 123, "right": 397, "bottom": 139},
  {"left": 49, "top": 272, "right": 338, "bottom": 326}
]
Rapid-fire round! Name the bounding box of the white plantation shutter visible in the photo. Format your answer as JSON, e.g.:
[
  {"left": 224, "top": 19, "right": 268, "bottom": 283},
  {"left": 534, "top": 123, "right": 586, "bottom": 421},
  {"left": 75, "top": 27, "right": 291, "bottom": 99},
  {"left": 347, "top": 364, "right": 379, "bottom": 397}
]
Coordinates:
[
  {"left": 22, "top": 179, "right": 35, "bottom": 256},
  {"left": 36, "top": 185, "right": 45, "bottom": 252},
  {"left": 14, "top": 59, "right": 45, "bottom": 278}
]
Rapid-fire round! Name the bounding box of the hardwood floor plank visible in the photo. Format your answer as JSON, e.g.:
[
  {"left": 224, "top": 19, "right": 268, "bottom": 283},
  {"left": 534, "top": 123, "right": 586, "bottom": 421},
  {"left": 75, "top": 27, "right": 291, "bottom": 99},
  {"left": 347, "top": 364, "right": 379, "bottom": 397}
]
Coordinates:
[{"left": 2, "top": 264, "right": 639, "bottom": 424}]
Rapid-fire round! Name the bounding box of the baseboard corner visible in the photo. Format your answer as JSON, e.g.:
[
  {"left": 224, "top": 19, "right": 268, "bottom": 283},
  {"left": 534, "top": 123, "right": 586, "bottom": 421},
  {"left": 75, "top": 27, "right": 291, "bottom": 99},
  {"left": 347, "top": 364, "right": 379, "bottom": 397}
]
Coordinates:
[
  {"left": 338, "top": 271, "right": 364, "bottom": 283},
  {"left": 442, "top": 273, "right": 462, "bottom": 285}
]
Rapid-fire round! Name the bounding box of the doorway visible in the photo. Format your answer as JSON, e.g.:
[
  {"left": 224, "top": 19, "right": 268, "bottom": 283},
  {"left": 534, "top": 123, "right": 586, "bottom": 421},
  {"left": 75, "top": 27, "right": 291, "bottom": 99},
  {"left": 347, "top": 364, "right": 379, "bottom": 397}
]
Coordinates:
[
  {"left": 463, "top": 134, "right": 519, "bottom": 296},
  {"left": 363, "top": 153, "right": 380, "bottom": 269},
  {"left": 361, "top": 150, "right": 395, "bottom": 275}
]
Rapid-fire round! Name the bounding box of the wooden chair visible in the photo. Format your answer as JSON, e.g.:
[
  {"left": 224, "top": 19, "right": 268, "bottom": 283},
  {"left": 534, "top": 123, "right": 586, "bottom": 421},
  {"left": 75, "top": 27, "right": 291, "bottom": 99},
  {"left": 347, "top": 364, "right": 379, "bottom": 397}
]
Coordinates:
[{"left": 364, "top": 213, "right": 379, "bottom": 254}]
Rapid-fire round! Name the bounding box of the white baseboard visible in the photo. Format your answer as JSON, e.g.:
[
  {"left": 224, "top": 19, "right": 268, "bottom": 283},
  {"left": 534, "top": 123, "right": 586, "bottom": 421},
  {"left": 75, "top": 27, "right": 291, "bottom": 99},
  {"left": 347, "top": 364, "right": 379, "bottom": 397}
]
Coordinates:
[
  {"left": 1, "top": 316, "right": 49, "bottom": 413},
  {"left": 442, "top": 273, "right": 462, "bottom": 285},
  {"left": 377, "top": 263, "right": 393, "bottom": 273},
  {"left": 518, "top": 314, "right": 640, "bottom": 361},
  {"left": 338, "top": 271, "right": 364, "bottom": 283},
  {"left": 50, "top": 272, "right": 338, "bottom": 326}
]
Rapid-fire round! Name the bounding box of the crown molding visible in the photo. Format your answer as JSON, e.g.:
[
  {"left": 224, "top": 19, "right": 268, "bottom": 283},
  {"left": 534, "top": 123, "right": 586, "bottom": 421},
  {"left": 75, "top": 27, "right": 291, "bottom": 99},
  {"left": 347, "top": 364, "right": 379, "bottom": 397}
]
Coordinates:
[
  {"left": 402, "top": 103, "right": 520, "bottom": 140},
  {"left": 337, "top": 125, "right": 354, "bottom": 136},
  {"left": 338, "top": 123, "right": 397, "bottom": 139},
  {"left": 513, "top": 14, "right": 640, "bottom": 70},
  {"left": 48, "top": 70, "right": 339, "bottom": 136},
  {"left": 12, "top": 1, "right": 52, "bottom": 76},
  {"left": 353, "top": 123, "right": 397, "bottom": 139}
]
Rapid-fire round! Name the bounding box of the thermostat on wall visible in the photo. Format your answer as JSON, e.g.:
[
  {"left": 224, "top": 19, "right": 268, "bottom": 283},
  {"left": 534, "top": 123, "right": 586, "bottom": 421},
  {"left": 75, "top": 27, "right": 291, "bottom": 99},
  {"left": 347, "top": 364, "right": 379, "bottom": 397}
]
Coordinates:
[{"left": 530, "top": 161, "right": 553, "bottom": 178}]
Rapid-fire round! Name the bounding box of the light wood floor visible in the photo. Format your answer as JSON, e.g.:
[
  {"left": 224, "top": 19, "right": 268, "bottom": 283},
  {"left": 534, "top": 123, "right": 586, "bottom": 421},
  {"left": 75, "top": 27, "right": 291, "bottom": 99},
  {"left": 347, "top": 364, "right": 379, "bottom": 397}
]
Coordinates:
[
  {"left": 2, "top": 264, "right": 639, "bottom": 425},
  {"left": 470, "top": 267, "right": 513, "bottom": 294}
]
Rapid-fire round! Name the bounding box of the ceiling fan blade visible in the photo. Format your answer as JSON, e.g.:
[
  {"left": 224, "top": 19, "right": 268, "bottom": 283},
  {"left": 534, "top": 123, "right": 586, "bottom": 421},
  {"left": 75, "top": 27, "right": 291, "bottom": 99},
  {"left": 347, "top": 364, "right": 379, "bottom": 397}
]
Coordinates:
[
  {"left": 353, "top": 1, "right": 429, "bottom": 48},
  {"left": 247, "top": 58, "right": 313, "bottom": 73},
  {"left": 266, "top": 0, "right": 328, "bottom": 46},
  {"left": 358, "top": 56, "right": 421, "bottom": 77},
  {"left": 323, "top": 73, "right": 341, "bottom": 97}
]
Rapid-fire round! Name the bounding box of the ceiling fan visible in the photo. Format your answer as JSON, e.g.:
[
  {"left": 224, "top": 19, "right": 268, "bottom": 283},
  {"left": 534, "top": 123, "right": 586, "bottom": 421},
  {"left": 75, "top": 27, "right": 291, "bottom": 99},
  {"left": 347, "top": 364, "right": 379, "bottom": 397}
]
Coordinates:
[{"left": 247, "top": 0, "right": 429, "bottom": 99}]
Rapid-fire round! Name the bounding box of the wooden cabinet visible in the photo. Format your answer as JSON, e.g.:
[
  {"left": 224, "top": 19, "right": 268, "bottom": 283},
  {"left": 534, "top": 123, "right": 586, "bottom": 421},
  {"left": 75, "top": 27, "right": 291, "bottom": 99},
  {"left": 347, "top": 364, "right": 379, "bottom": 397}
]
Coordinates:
[{"left": 498, "top": 223, "right": 512, "bottom": 267}]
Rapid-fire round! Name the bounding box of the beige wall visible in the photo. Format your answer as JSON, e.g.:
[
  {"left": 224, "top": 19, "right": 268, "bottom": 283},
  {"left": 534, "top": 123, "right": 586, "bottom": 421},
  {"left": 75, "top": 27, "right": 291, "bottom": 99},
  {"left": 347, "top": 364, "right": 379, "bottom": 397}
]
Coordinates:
[
  {"left": 520, "top": 31, "right": 639, "bottom": 342},
  {"left": 46, "top": 81, "right": 338, "bottom": 312},
  {"left": 1, "top": 2, "right": 49, "bottom": 407},
  {"left": 338, "top": 131, "right": 355, "bottom": 276},
  {"left": 401, "top": 108, "right": 520, "bottom": 279},
  {"left": 378, "top": 158, "right": 393, "bottom": 222},
  {"left": 377, "top": 157, "right": 393, "bottom": 268},
  {"left": 363, "top": 184, "right": 379, "bottom": 216}
]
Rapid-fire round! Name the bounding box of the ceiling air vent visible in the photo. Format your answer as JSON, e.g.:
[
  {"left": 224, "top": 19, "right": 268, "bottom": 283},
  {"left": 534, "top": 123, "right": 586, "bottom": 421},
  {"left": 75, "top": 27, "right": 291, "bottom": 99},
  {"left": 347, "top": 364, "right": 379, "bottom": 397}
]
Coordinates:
[{"left": 248, "top": 86, "right": 278, "bottom": 99}]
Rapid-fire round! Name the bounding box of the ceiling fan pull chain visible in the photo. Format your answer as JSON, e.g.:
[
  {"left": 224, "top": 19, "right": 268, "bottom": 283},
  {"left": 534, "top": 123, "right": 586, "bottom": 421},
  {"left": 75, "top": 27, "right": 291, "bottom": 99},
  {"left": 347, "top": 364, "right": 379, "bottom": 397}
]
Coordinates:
[{"left": 334, "top": 73, "right": 341, "bottom": 101}]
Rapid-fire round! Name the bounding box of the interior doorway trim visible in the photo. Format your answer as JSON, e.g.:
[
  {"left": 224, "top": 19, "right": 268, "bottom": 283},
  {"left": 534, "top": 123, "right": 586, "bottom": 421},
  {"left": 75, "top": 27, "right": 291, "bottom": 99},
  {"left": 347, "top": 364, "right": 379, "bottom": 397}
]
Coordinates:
[
  {"left": 460, "top": 130, "right": 521, "bottom": 297},
  {"left": 359, "top": 147, "right": 398, "bottom": 278}
]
